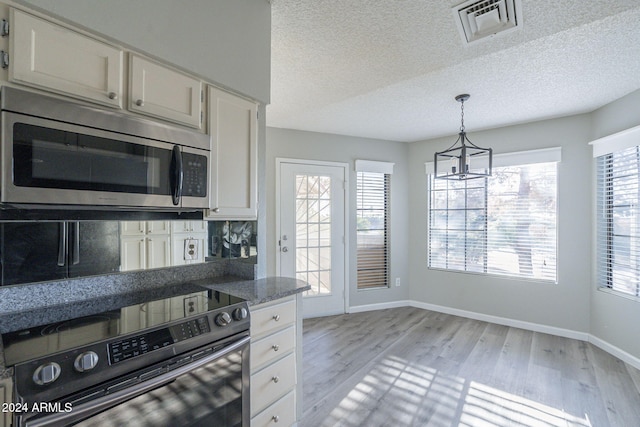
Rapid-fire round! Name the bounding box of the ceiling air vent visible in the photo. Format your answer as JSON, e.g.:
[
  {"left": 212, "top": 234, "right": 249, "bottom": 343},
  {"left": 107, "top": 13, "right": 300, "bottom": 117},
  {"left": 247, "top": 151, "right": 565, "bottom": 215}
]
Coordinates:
[{"left": 453, "top": 0, "right": 522, "bottom": 45}]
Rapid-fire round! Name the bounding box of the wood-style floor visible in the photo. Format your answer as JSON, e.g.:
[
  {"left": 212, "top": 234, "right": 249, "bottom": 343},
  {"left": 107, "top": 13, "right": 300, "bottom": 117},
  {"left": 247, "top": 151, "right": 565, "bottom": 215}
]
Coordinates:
[{"left": 300, "top": 307, "right": 640, "bottom": 427}]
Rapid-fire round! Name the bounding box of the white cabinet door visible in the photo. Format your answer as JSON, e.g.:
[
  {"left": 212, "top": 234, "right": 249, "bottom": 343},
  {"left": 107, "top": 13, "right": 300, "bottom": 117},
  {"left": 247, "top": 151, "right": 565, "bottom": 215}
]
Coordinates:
[
  {"left": 172, "top": 220, "right": 207, "bottom": 233},
  {"left": 129, "top": 54, "right": 202, "bottom": 129},
  {"left": 206, "top": 86, "right": 258, "bottom": 219},
  {"left": 120, "top": 237, "right": 146, "bottom": 271},
  {"left": 146, "top": 221, "right": 171, "bottom": 235},
  {"left": 10, "top": 8, "right": 123, "bottom": 108},
  {"left": 120, "top": 221, "right": 146, "bottom": 236},
  {"left": 146, "top": 235, "right": 172, "bottom": 268}
]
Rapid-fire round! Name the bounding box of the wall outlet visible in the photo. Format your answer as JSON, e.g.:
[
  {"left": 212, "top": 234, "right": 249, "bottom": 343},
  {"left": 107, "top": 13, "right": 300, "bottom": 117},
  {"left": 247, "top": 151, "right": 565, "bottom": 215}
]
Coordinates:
[{"left": 395, "top": 277, "right": 401, "bottom": 287}]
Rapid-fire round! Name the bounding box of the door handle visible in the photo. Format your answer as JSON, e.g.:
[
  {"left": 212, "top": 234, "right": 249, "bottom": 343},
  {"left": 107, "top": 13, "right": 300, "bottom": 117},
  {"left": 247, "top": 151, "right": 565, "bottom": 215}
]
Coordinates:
[
  {"left": 282, "top": 247, "right": 288, "bottom": 253},
  {"left": 57, "top": 222, "right": 67, "bottom": 266},
  {"left": 71, "top": 222, "right": 80, "bottom": 265},
  {"left": 170, "top": 145, "right": 183, "bottom": 206}
]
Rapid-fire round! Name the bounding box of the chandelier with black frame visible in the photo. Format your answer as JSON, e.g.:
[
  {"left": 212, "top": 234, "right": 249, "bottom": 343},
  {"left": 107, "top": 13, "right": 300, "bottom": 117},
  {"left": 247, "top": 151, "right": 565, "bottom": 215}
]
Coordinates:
[{"left": 434, "top": 94, "right": 492, "bottom": 180}]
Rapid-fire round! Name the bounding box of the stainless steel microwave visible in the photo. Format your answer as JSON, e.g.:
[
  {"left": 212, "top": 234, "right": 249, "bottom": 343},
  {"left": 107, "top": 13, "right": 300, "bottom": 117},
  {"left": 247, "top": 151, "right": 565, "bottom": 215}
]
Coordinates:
[{"left": 0, "top": 86, "right": 210, "bottom": 211}]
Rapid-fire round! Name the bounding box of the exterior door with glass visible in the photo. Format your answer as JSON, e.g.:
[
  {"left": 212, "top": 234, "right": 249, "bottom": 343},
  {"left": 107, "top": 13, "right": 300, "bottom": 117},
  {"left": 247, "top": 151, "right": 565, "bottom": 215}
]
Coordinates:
[{"left": 278, "top": 161, "right": 346, "bottom": 318}]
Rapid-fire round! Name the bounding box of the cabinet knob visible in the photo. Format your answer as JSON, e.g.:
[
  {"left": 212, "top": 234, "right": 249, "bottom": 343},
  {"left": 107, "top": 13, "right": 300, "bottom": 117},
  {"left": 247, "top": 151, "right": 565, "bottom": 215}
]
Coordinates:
[
  {"left": 272, "top": 314, "right": 280, "bottom": 322},
  {"left": 108, "top": 91, "right": 118, "bottom": 100},
  {"left": 272, "top": 415, "right": 280, "bottom": 423},
  {"left": 135, "top": 99, "right": 144, "bottom": 107},
  {"left": 272, "top": 344, "right": 279, "bottom": 352},
  {"left": 271, "top": 376, "right": 279, "bottom": 383},
  {"left": 212, "top": 207, "right": 220, "bottom": 213}
]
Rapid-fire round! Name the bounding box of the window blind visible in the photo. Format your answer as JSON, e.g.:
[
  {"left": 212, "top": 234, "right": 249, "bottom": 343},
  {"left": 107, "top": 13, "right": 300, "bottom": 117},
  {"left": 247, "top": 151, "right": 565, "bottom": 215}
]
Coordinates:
[
  {"left": 428, "top": 159, "right": 558, "bottom": 282},
  {"left": 356, "top": 171, "right": 390, "bottom": 289},
  {"left": 596, "top": 146, "right": 640, "bottom": 298}
]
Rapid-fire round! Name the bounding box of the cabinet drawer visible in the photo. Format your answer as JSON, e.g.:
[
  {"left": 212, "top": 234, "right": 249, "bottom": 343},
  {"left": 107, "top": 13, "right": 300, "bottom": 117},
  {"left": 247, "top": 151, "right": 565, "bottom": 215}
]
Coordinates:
[
  {"left": 251, "top": 325, "right": 295, "bottom": 371},
  {"left": 251, "top": 299, "right": 295, "bottom": 339},
  {"left": 250, "top": 353, "right": 296, "bottom": 416},
  {"left": 251, "top": 391, "right": 296, "bottom": 427}
]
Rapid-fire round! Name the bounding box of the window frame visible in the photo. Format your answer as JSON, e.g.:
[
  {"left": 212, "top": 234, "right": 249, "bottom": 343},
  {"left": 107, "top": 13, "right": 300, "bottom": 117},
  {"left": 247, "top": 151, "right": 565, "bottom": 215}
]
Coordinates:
[
  {"left": 426, "top": 148, "right": 560, "bottom": 283},
  {"left": 596, "top": 147, "right": 640, "bottom": 299}
]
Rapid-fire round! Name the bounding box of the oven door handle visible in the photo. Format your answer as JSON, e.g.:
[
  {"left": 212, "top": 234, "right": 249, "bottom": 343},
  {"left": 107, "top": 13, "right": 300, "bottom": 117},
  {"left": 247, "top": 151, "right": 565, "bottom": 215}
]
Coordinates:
[{"left": 23, "top": 335, "right": 250, "bottom": 427}]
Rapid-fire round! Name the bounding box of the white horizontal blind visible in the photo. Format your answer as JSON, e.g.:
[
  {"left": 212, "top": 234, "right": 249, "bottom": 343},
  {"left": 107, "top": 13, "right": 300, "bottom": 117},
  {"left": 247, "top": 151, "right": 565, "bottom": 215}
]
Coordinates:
[
  {"left": 428, "top": 162, "right": 557, "bottom": 281},
  {"left": 357, "top": 171, "right": 389, "bottom": 289},
  {"left": 596, "top": 147, "right": 640, "bottom": 297}
]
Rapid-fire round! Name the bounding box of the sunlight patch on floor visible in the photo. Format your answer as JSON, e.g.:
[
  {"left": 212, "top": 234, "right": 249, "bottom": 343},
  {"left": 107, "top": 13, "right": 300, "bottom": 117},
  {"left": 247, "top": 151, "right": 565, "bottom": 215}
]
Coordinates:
[{"left": 325, "top": 355, "right": 592, "bottom": 426}]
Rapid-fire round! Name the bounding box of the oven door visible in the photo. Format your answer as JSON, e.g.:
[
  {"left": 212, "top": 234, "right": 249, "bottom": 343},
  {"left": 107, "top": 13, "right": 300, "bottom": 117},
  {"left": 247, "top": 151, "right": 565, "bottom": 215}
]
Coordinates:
[
  {"left": 1, "top": 111, "right": 209, "bottom": 210},
  {"left": 19, "top": 335, "right": 250, "bottom": 427}
]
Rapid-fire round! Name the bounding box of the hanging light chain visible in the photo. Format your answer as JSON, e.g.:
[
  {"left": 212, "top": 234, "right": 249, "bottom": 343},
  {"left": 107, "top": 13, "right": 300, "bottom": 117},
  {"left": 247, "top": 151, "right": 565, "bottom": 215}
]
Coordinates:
[{"left": 459, "top": 98, "right": 465, "bottom": 132}]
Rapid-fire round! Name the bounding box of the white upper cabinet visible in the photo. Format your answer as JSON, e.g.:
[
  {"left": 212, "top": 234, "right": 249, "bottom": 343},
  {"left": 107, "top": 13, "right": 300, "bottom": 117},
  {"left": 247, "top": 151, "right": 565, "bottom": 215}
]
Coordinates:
[
  {"left": 9, "top": 8, "right": 124, "bottom": 108},
  {"left": 129, "top": 54, "right": 203, "bottom": 129},
  {"left": 206, "top": 86, "right": 258, "bottom": 220}
]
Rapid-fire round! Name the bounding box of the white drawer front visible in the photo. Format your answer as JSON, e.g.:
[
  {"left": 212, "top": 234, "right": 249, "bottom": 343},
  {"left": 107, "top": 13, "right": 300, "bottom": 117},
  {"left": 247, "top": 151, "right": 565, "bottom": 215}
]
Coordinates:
[
  {"left": 251, "top": 391, "right": 296, "bottom": 427},
  {"left": 251, "top": 325, "right": 295, "bottom": 371},
  {"left": 251, "top": 353, "right": 296, "bottom": 416},
  {"left": 251, "top": 299, "right": 295, "bottom": 339}
]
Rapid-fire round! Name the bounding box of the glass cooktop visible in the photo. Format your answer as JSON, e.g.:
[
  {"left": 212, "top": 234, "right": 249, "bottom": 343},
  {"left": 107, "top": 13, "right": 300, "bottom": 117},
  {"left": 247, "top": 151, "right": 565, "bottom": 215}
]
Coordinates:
[{"left": 1, "top": 283, "right": 244, "bottom": 365}]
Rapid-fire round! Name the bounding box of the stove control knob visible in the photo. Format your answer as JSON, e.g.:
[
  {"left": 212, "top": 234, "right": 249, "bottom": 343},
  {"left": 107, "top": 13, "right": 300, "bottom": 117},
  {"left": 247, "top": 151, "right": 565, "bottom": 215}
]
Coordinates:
[
  {"left": 33, "top": 362, "right": 61, "bottom": 385},
  {"left": 232, "top": 307, "right": 248, "bottom": 321},
  {"left": 215, "top": 312, "right": 232, "bottom": 326},
  {"left": 74, "top": 351, "right": 99, "bottom": 372}
]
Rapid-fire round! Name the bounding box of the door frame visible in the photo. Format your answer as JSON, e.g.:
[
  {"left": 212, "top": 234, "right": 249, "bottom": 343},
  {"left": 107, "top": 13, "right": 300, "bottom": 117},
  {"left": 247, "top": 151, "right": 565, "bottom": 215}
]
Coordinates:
[{"left": 275, "top": 158, "right": 350, "bottom": 315}]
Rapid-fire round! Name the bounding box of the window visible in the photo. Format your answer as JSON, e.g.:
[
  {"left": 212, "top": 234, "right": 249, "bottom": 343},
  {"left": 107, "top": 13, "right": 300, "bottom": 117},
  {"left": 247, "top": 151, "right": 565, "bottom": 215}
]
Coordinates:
[
  {"left": 427, "top": 149, "right": 559, "bottom": 282},
  {"left": 596, "top": 146, "right": 640, "bottom": 298},
  {"left": 356, "top": 160, "right": 393, "bottom": 289}
]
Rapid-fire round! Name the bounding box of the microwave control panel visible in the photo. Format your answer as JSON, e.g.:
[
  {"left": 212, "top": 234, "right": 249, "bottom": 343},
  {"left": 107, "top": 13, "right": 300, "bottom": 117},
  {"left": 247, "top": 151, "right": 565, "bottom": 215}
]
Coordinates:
[{"left": 182, "top": 152, "right": 207, "bottom": 197}]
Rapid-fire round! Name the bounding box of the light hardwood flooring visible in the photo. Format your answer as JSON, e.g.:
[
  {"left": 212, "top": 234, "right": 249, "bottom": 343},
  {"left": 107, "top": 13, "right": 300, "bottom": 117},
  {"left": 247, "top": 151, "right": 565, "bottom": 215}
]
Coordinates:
[{"left": 300, "top": 307, "right": 640, "bottom": 427}]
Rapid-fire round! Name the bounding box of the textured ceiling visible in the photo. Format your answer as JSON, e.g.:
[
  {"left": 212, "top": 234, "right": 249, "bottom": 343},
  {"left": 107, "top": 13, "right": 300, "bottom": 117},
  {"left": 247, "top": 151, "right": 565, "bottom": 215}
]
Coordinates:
[{"left": 267, "top": 0, "right": 640, "bottom": 142}]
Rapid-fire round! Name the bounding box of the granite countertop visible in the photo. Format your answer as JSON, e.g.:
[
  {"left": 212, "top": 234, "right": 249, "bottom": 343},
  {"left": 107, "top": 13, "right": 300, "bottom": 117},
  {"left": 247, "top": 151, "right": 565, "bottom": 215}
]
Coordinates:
[
  {"left": 0, "top": 276, "right": 309, "bottom": 335},
  {"left": 198, "top": 276, "right": 310, "bottom": 306}
]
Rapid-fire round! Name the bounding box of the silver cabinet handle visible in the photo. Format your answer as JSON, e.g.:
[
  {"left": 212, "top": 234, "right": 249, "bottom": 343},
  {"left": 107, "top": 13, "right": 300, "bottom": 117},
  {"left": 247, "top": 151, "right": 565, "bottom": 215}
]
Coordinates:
[
  {"left": 272, "top": 314, "right": 280, "bottom": 321},
  {"left": 272, "top": 415, "right": 280, "bottom": 423},
  {"left": 108, "top": 91, "right": 118, "bottom": 100},
  {"left": 271, "top": 376, "right": 279, "bottom": 383},
  {"left": 212, "top": 207, "right": 220, "bottom": 213},
  {"left": 272, "top": 344, "right": 279, "bottom": 352},
  {"left": 135, "top": 99, "right": 144, "bottom": 106}
]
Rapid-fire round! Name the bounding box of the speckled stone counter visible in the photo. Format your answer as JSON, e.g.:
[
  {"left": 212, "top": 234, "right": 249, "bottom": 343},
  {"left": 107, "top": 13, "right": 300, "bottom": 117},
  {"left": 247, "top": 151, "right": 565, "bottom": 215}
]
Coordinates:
[
  {"left": 0, "top": 262, "right": 308, "bottom": 379},
  {"left": 198, "top": 276, "right": 310, "bottom": 306}
]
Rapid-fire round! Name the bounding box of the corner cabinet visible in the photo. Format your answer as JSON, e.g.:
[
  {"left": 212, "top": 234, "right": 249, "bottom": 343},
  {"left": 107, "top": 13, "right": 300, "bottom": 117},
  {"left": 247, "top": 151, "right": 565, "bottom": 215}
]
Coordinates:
[
  {"left": 129, "top": 54, "right": 203, "bottom": 129},
  {"left": 205, "top": 86, "right": 258, "bottom": 220},
  {"left": 9, "top": 8, "right": 124, "bottom": 108},
  {"left": 250, "top": 296, "right": 298, "bottom": 426}
]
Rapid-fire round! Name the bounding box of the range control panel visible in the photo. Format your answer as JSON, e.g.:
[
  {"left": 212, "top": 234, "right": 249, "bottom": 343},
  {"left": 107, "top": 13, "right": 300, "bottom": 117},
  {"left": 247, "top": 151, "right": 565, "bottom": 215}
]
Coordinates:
[{"left": 109, "top": 316, "right": 211, "bottom": 364}]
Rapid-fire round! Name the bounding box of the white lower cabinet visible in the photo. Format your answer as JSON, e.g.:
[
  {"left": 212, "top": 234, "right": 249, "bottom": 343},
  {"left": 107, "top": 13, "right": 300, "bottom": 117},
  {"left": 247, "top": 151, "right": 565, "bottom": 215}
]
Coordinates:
[
  {"left": 0, "top": 377, "right": 12, "bottom": 427},
  {"left": 250, "top": 297, "right": 298, "bottom": 426},
  {"left": 251, "top": 390, "right": 296, "bottom": 427}
]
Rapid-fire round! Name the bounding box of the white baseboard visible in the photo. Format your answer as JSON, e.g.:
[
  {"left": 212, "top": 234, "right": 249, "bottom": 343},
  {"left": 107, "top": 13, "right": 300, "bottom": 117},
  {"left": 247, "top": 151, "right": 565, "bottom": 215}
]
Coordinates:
[
  {"left": 410, "top": 301, "right": 590, "bottom": 341},
  {"left": 348, "top": 300, "right": 412, "bottom": 313},
  {"left": 589, "top": 334, "right": 640, "bottom": 371},
  {"left": 348, "top": 300, "right": 640, "bottom": 371}
]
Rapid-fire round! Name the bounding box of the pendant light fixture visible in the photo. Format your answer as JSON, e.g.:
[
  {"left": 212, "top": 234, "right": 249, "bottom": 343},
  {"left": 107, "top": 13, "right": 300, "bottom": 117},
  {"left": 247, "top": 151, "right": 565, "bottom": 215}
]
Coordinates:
[{"left": 434, "top": 94, "right": 492, "bottom": 180}]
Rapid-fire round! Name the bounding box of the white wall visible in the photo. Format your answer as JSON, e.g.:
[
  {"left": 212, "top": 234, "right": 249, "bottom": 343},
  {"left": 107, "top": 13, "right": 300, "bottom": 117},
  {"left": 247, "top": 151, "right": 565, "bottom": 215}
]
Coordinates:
[
  {"left": 408, "top": 114, "right": 593, "bottom": 334},
  {"left": 14, "top": 0, "right": 271, "bottom": 103},
  {"left": 266, "top": 127, "right": 410, "bottom": 308},
  {"left": 589, "top": 89, "right": 640, "bottom": 360}
]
